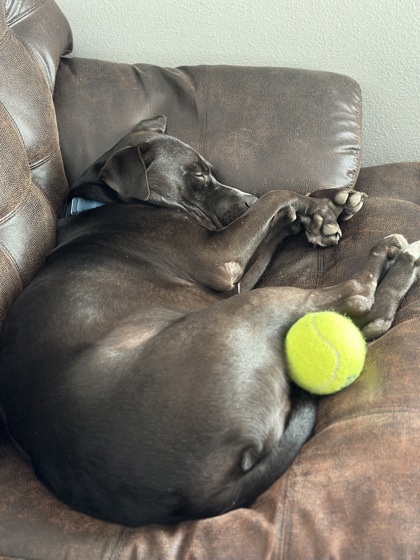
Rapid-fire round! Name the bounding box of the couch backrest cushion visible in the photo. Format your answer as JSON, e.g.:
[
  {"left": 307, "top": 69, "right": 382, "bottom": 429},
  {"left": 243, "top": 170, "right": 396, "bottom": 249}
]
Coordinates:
[
  {"left": 0, "top": 0, "right": 72, "bottom": 323},
  {"left": 54, "top": 60, "right": 362, "bottom": 197}
]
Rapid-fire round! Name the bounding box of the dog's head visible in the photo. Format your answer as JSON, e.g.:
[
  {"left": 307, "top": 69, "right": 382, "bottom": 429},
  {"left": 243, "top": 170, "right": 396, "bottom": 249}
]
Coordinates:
[{"left": 69, "top": 116, "right": 257, "bottom": 229}]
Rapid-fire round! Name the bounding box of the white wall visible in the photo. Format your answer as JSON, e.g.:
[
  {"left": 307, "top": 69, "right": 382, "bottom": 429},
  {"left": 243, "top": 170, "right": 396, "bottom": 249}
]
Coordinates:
[{"left": 55, "top": 0, "right": 419, "bottom": 167}]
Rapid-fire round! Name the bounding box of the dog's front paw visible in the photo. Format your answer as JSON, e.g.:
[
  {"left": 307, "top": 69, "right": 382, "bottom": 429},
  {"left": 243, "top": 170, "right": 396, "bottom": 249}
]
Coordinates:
[
  {"left": 299, "top": 212, "right": 342, "bottom": 247},
  {"left": 309, "top": 187, "right": 367, "bottom": 221}
]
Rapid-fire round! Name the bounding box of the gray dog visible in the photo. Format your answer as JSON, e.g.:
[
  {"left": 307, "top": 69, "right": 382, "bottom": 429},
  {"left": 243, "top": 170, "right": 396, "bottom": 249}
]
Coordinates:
[{"left": 0, "top": 116, "right": 418, "bottom": 526}]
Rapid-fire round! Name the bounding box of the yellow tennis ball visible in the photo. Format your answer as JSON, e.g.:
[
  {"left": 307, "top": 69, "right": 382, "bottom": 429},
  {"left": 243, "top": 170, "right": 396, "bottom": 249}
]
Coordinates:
[{"left": 285, "top": 311, "right": 366, "bottom": 395}]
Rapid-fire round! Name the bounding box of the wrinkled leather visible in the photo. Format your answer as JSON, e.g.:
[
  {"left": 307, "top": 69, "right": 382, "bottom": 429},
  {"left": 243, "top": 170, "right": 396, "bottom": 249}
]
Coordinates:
[
  {"left": 0, "top": 0, "right": 419, "bottom": 558},
  {"left": 5, "top": 0, "right": 73, "bottom": 91}
]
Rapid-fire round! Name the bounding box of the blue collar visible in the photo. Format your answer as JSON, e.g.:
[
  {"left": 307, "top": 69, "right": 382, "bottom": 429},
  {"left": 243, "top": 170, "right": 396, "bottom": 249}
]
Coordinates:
[{"left": 66, "top": 197, "right": 107, "bottom": 217}]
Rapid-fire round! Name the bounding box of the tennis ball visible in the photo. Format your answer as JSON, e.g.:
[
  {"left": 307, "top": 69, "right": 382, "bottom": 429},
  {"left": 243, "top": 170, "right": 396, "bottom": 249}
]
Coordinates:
[{"left": 285, "top": 311, "right": 366, "bottom": 395}]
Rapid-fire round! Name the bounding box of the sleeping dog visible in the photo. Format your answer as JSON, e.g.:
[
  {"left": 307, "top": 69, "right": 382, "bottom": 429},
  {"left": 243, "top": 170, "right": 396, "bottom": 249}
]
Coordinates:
[{"left": 0, "top": 116, "right": 418, "bottom": 526}]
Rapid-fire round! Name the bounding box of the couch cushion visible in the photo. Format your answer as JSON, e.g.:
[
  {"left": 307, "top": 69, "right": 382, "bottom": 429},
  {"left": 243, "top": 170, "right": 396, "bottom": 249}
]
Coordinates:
[{"left": 54, "top": 60, "right": 362, "bottom": 195}]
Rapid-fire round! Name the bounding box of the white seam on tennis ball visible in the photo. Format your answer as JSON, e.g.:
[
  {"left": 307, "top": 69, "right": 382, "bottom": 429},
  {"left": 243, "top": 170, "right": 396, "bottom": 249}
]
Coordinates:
[{"left": 311, "top": 314, "right": 339, "bottom": 391}]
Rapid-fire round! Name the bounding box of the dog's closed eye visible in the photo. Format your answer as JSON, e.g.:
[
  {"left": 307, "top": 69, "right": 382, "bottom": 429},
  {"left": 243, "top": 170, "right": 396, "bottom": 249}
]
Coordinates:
[{"left": 189, "top": 161, "right": 212, "bottom": 178}]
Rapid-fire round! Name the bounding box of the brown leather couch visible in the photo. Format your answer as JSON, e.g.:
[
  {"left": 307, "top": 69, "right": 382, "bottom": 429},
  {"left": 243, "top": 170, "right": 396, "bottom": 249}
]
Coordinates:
[{"left": 1, "top": 1, "right": 419, "bottom": 558}]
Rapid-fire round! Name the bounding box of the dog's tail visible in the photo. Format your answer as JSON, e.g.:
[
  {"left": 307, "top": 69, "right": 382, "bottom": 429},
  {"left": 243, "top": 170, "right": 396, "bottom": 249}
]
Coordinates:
[{"left": 204, "top": 387, "right": 317, "bottom": 518}]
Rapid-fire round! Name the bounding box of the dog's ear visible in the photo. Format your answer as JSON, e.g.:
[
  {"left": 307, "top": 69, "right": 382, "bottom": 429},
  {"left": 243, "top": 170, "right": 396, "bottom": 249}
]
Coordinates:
[
  {"left": 132, "top": 115, "right": 167, "bottom": 134},
  {"left": 99, "top": 144, "right": 150, "bottom": 201}
]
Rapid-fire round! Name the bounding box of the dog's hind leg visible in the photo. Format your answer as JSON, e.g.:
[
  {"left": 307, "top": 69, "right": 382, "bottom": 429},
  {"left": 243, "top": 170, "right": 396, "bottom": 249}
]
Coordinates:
[{"left": 127, "top": 234, "right": 416, "bottom": 521}]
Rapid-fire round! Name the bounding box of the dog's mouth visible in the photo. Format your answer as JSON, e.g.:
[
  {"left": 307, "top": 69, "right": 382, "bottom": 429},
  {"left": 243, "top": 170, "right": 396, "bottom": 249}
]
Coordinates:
[
  {"left": 183, "top": 203, "right": 225, "bottom": 230},
  {"left": 146, "top": 191, "right": 224, "bottom": 229},
  {"left": 184, "top": 197, "right": 258, "bottom": 230}
]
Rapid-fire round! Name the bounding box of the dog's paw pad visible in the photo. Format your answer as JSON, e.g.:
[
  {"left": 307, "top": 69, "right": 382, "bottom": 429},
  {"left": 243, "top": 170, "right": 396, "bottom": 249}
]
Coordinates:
[
  {"left": 303, "top": 215, "right": 342, "bottom": 247},
  {"left": 322, "top": 223, "right": 340, "bottom": 236},
  {"left": 339, "top": 190, "right": 367, "bottom": 221},
  {"left": 347, "top": 192, "right": 363, "bottom": 207},
  {"left": 309, "top": 187, "right": 367, "bottom": 222},
  {"left": 332, "top": 190, "right": 350, "bottom": 206}
]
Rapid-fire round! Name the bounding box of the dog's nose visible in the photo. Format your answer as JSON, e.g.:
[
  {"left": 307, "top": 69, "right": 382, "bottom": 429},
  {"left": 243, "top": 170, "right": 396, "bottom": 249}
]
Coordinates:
[{"left": 244, "top": 194, "right": 258, "bottom": 208}]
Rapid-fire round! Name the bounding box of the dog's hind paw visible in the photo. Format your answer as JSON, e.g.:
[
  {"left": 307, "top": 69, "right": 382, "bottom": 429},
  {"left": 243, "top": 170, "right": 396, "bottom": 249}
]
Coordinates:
[{"left": 403, "top": 239, "right": 420, "bottom": 261}]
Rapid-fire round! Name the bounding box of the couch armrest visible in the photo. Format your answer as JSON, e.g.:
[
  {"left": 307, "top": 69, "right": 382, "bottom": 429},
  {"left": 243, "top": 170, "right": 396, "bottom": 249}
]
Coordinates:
[{"left": 0, "top": 0, "right": 71, "bottom": 322}]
